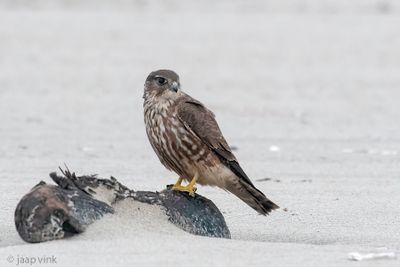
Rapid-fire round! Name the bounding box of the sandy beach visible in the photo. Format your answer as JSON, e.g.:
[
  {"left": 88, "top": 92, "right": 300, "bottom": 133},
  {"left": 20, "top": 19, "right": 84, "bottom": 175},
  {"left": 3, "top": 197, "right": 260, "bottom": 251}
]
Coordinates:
[{"left": 1, "top": 1, "right": 399, "bottom": 266}]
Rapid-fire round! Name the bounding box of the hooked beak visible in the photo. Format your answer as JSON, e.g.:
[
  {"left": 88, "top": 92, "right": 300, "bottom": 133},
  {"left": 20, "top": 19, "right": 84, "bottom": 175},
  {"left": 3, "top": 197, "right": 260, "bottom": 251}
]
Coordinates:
[{"left": 170, "top": 81, "right": 179, "bottom": 92}]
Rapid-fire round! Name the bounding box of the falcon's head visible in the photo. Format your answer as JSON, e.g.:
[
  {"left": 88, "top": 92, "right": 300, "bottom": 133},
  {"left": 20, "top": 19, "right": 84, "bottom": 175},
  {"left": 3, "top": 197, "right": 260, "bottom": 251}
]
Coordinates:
[{"left": 143, "top": 69, "right": 181, "bottom": 101}]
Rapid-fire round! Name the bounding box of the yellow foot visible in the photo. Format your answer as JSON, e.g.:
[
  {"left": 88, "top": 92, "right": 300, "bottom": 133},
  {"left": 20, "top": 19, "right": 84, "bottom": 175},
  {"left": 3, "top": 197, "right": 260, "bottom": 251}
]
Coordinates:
[
  {"left": 171, "top": 184, "right": 197, "bottom": 197},
  {"left": 171, "top": 174, "right": 198, "bottom": 197}
]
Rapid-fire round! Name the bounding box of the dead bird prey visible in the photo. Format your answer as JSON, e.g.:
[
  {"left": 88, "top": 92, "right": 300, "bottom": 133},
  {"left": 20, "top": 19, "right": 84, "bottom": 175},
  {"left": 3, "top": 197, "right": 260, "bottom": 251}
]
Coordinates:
[
  {"left": 143, "top": 69, "right": 279, "bottom": 215},
  {"left": 14, "top": 169, "right": 230, "bottom": 243}
]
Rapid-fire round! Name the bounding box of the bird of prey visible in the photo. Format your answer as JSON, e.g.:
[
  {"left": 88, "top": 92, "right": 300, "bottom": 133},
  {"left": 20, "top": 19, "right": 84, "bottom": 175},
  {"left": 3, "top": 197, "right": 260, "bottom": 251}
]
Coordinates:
[{"left": 143, "top": 69, "right": 279, "bottom": 215}]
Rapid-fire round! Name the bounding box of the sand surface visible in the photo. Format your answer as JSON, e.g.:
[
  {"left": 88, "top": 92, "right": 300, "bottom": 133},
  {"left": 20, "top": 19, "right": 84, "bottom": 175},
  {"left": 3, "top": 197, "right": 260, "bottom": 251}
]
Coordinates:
[{"left": 0, "top": 1, "right": 399, "bottom": 266}]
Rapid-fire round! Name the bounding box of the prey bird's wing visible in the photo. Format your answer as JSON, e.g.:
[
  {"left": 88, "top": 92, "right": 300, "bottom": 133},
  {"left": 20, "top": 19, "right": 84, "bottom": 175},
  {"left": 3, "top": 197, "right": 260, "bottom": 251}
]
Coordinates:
[{"left": 177, "top": 96, "right": 255, "bottom": 187}]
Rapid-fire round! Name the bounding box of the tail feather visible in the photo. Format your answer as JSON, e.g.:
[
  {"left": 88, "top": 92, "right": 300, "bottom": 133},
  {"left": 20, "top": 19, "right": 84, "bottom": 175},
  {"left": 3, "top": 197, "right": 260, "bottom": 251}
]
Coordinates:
[
  {"left": 226, "top": 178, "right": 279, "bottom": 215},
  {"left": 222, "top": 161, "right": 279, "bottom": 215}
]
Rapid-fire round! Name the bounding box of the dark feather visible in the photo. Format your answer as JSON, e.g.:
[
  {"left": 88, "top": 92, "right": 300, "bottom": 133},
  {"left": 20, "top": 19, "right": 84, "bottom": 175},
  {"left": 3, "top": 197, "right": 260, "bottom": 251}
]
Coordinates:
[{"left": 177, "top": 95, "right": 279, "bottom": 215}]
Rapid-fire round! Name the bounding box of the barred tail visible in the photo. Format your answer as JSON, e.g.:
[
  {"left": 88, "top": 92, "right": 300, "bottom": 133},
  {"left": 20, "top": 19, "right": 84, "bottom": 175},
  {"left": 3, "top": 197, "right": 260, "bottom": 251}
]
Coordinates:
[{"left": 225, "top": 161, "right": 279, "bottom": 215}]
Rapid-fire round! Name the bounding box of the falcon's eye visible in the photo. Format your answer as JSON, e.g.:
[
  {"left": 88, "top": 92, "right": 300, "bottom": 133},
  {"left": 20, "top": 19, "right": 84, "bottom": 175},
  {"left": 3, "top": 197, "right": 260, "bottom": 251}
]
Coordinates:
[{"left": 156, "top": 77, "right": 167, "bottom": 86}]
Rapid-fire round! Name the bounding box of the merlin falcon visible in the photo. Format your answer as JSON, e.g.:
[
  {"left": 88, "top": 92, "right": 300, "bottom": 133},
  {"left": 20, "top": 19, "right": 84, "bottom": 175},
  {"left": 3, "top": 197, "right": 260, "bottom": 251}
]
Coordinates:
[{"left": 143, "top": 69, "right": 279, "bottom": 215}]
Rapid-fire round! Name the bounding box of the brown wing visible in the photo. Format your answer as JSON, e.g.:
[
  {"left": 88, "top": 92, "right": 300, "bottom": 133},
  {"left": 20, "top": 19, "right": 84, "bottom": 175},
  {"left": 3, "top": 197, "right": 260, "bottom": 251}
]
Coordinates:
[
  {"left": 177, "top": 95, "right": 279, "bottom": 215},
  {"left": 176, "top": 96, "right": 255, "bottom": 187}
]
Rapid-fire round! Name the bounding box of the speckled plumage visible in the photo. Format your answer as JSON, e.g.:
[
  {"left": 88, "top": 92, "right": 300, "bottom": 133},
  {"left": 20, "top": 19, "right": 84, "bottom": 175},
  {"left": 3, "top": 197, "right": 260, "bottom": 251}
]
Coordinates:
[{"left": 143, "top": 70, "right": 279, "bottom": 215}]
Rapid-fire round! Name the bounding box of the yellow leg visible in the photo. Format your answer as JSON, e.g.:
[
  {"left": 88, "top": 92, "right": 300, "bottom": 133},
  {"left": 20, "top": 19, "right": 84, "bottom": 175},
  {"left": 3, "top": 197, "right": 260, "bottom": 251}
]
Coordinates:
[
  {"left": 173, "top": 176, "right": 184, "bottom": 188},
  {"left": 171, "top": 173, "right": 198, "bottom": 197}
]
